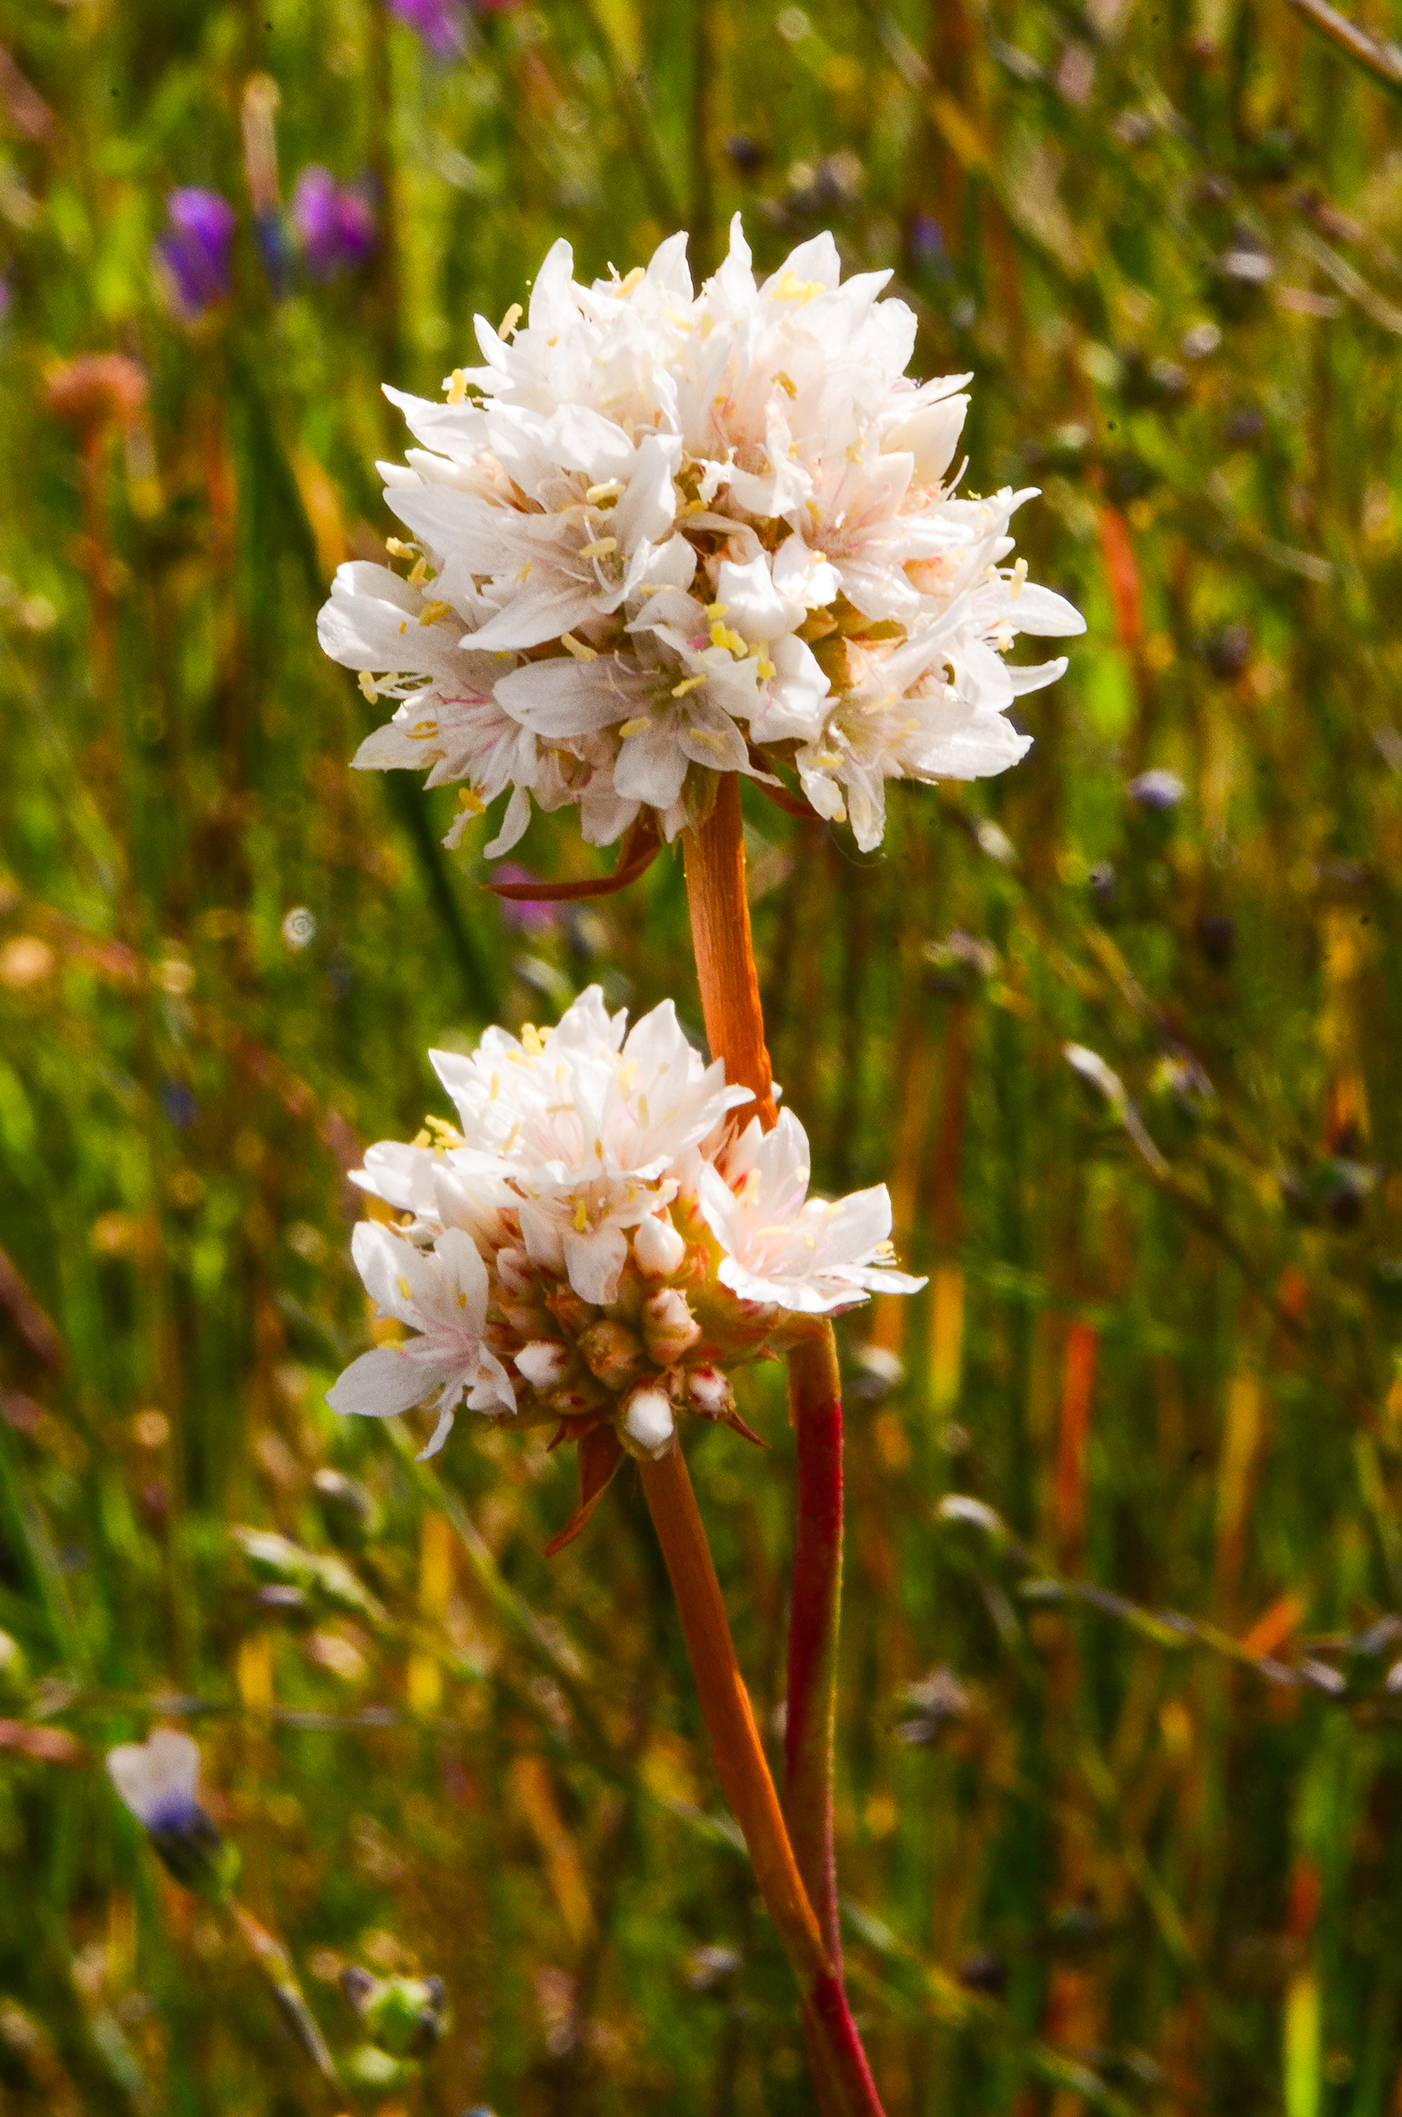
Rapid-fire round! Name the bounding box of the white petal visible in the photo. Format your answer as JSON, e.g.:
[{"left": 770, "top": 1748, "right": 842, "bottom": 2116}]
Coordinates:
[
  {"left": 563, "top": 1222, "right": 629, "bottom": 1305},
  {"left": 327, "top": 1345, "right": 440, "bottom": 1418}
]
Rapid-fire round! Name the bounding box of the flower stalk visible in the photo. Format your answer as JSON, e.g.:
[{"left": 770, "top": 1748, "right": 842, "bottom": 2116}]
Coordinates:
[
  {"left": 638, "top": 1440, "right": 882, "bottom": 2117},
  {"left": 784, "top": 1321, "right": 845, "bottom": 1969},
  {"left": 683, "top": 773, "right": 865, "bottom": 2071}
]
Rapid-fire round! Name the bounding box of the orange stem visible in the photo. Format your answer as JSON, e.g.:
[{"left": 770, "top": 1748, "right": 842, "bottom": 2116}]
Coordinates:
[
  {"left": 639, "top": 1443, "right": 884, "bottom": 2117},
  {"left": 682, "top": 776, "right": 875, "bottom": 2103},
  {"left": 683, "top": 774, "right": 778, "bottom": 1129}
]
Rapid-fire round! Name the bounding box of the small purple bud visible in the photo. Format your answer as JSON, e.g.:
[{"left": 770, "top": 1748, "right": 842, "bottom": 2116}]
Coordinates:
[
  {"left": 291, "top": 167, "right": 377, "bottom": 281},
  {"left": 389, "top": 0, "right": 465, "bottom": 55},
  {"left": 1127, "top": 767, "right": 1185, "bottom": 812},
  {"left": 157, "top": 189, "right": 236, "bottom": 319},
  {"left": 910, "top": 212, "right": 946, "bottom": 263},
  {"left": 491, "top": 864, "right": 557, "bottom": 934}
]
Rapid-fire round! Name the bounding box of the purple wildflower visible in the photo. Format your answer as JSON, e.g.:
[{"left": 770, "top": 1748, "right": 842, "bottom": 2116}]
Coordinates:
[
  {"left": 1127, "top": 768, "right": 1186, "bottom": 812},
  {"left": 157, "top": 189, "right": 236, "bottom": 319},
  {"left": 388, "top": 0, "right": 465, "bottom": 54},
  {"left": 291, "top": 167, "right": 377, "bottom": 281},
  {"left": 491, "top": 866, "right": 558, "bottom": 935}
]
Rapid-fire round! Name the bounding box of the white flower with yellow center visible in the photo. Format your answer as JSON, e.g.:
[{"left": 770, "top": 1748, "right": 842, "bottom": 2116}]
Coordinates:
[
  {"left": 430, "top": 987, "right": 750, "bottom": 1304},
  {"left": 319, "top": 216, "right": 1082, "bottom": 854},
  {"left": 696, "top": 1109, "right": 925, "bottom": 1315},
  {"left": 327, "top": 1223, "right": 516, "bottom": 1457}
]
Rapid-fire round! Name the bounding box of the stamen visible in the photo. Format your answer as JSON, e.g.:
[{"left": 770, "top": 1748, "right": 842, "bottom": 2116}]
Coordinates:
[
  {"left": 671, "top": 674, "right": 707, "bottom": 697},
  {"left": 446, "top": 369, "right": 468, "bottom": 404},
  {"left": 560, "top": 633, "right": 598, "bottom": 662},
  {"left": 577, "top": 537, "right": 618, "bottom": 562},
  {"left": 498, "top": 302, "right": 523, "bottom": 339}
]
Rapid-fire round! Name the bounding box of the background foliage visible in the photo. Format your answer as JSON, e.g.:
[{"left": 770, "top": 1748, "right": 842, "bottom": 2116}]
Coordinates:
[{"left": 3, "top": 0, "right": 1402, "bottom": 2108}]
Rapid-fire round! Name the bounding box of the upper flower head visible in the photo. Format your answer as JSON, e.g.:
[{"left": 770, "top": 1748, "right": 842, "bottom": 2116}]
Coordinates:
[{"left": 318, "top": 217, "right": 1083, "bottom": 857}]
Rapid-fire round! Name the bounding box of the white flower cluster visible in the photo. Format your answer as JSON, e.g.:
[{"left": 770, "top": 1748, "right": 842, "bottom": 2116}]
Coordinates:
[
  {"left": 327, "top": 988, "right": 922, "bottom": 1461},
  {"left": 319, "top": 217, "right": 1083, "bottom": 856}
]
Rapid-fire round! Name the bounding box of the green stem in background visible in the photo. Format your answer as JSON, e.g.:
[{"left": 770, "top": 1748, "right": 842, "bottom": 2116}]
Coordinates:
[{"left": 638, "top": 1441, "right": 883, "bottom": 2117}]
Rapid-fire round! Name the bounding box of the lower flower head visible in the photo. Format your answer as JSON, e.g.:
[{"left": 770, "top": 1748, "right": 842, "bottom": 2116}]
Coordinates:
[{"left": 327, "top": 991, "right": 924, "bottom": 1476}]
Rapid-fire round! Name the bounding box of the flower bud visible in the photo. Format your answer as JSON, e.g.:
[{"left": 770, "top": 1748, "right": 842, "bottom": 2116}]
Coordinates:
[
  {"left": 578, "top": 1320, "right": 645, "bottom": 1388},
  {"left": 642, "top": 1286, "right": 701, "bottom": 1365},
  {"left": 515, "top": 1339, "right": 570, "bottom": 1391},
  {"left": 342, "top": 1967, "right": 448, "bottom": 2058},
  {"left": 544, "top": 1282, "right": 594, "bottom": 1336},
  {"left": 623, "top": 1385, "right": 675, "bottom": 1456},
  {"left": 312, "top": 1467, "right": 380, "bottom": 1549},
  {"left": 633, "top": 1213, "right": 687, "bottom": 1278},
  {"left": 686, "top": 1365, "right": 735, "bottom": 1418},
  {"left": 106, "top": 1730, "right": 241, "bottom": 1904},
  {"left": 495, "top": 1246, "right": 535, "bottom": 1296}
]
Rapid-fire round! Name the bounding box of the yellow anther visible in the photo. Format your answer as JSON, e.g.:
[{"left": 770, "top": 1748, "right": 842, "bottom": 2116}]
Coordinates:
[
  {"left": 412, "top": 1129, "right": 431, "bottom": 1149},
  {"left": 521, "top": 1023, "right": 545, "bottom": 1056},
  {"left": 671, "top": 674, "right": 707, "bottom": 697},
  {"left": 774, "top": 369, "right": 798, "bottom": 397},
  {"left": 419, "top": 598, "right": 451, "bottom": 626},
  {"left": 447, "top": 368, "right": 468, "bottom": 404},
  {"left": 577, "top": 536, "right": 618, "bottom": 562},
  {"left": 774, "top": 272, "right": 826, "bottom": 302},
  {"left": 573, "top": 1199, "right": 591, "bottom": 1232},
  {"left": 619, "top": 715, "right": 651, "bottom": 739},
  {"left": 398, "top": 619, "right": 408, "bottom": 634},
  {"left": 756, "top": 656, "right": 776, "bottom": 680},
  {"left": 514, "top": 560, "right": 533, "bottom": 583},
  {"left": 1010, "top": 557, "right": 1028, "bottom": 598},
  {"left": 595, "top": 1139, "right": 604, "bottom": 1161},
  {"left": 560, "top": 632, "right": 598, "bottom": 662},
  {"left": 457, "top": 787, "right": 485, "bottom": 814},
  {"left": 704, "top": 601, "right": 729, "bottom": 620},
  {"left": 408, "top": 555, "right": 429, "bottom": 585},
  {"left": 489, "top": 1072, "right": 501, "bottom": 1101},
  {"left": 458, "top": 1292, "right": 468, "bottom": 1308},
  {"left": 710, "top": 622, "right": 746, "bottom": 655},
  {"left": 386, "top": 536, "right": 417, "bottom": 558},
  {"left": 409, "top": 719, "right": 438, "bottom": 738},
  {"left": 397, "top": 1275, "right": 413, "bottom": 1300},
  {"left": 586, "top": 480, "right": 624, "bottom": 505},
  {"left": 358, "top": 670, "right": 378, "bottom": 701},
  {"left": 616, "top": 266, "right": 644, "bottom": 295},
  {"left": 498, "top": 302, "right": 523, "bottom": 339}
]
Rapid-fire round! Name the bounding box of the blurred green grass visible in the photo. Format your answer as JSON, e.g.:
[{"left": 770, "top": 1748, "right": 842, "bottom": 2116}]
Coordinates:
[{"left": 4, "top": 0, "right": 1402, "bottom": 2108}]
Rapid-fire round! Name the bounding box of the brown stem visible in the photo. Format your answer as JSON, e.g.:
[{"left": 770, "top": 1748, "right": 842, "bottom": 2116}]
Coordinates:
[{"left": 639, "top": 1443, "right": 884, "bottom": 2117}]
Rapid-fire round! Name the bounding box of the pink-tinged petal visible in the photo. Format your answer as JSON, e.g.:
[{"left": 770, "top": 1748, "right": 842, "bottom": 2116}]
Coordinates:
[
  {"left": 563, "top": 1222, "right": 629, "bottom": 1305},
  {"left": 416, "top": 1396, "right": 459, "bottom": 1459}
]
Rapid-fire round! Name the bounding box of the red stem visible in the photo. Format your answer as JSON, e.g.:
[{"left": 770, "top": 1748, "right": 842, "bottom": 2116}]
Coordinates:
[{"left": 784, "top": 1323, "right": 845, "bottom": 1970}]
